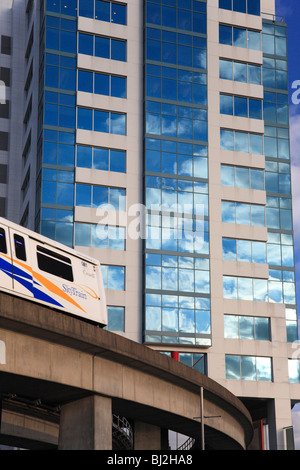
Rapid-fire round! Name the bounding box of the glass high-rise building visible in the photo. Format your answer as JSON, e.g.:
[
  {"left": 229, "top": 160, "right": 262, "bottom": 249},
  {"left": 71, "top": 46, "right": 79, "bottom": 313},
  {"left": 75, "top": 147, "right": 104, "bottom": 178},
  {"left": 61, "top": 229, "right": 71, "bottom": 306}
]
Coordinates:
[{"left": 1, "top": 0, "right": 300, "bottom": 450}]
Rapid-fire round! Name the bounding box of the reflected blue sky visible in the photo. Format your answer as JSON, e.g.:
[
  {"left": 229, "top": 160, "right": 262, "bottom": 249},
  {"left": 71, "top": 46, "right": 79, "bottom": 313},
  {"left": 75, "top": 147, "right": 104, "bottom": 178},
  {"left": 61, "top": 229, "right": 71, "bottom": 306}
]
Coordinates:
[
  {"left": 275, "top": 0, "right": 300, "bottom": 315},
  {"left": 276, "top": 0, "right": 300, "bottom": 448}
]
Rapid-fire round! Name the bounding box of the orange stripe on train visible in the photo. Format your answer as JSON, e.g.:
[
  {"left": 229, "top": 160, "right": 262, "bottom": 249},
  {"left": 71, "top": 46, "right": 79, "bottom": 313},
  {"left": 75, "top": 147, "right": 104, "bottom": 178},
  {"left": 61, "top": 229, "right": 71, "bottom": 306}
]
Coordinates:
[{"left": 2, "top": 255, "right": 87, "bottom": 314}]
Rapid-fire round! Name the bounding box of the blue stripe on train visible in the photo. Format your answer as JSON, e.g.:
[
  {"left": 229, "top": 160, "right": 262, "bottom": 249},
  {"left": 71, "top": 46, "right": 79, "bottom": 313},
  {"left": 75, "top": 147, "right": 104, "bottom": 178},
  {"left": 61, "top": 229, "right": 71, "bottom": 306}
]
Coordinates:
[
  {"left": 0, "top": 257, "right": 32, "bottom": 280},
  {"left": 32, "top": 287, "right": 64, "bottom": 307},
  {"left": 0, "top": 257, "right": 63, "bottom": 308}
]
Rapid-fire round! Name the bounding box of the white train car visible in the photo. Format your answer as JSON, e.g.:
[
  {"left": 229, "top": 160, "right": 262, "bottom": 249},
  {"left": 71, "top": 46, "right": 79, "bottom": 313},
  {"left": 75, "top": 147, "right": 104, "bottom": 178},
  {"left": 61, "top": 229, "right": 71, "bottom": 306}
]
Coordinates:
[{"left": 0, "top": 217, "right": 107, "bottom": 326}]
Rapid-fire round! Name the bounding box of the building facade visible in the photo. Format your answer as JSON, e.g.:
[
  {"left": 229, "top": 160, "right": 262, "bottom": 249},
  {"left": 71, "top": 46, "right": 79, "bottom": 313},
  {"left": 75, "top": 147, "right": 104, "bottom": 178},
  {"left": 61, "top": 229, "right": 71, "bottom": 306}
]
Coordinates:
[{"left": 2, "top": 0, "right": 300, "bottom": 450}]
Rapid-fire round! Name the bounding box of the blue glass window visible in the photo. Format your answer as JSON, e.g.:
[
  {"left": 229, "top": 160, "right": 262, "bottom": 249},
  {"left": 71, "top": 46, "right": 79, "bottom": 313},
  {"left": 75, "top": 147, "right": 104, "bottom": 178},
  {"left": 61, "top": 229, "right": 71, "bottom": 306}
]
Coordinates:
[
  {"left": 102, "top": 265, "right": 125, "bottom": 290},
  {"left": 46, "top": 0, "right": 77, "bottom": 16},
  {"left": 247, "top": 0, "right": 260, "bottom": 16},
  {"left": 111, "top": 39, "right": 126, "bottom": 61},
  {"left": 79, "top": 33, "right": 127, "bottom": 62},
  {"left": 59, "top": 68, "right": 76, "bottom": 91},
  {"left": 146, "top": 104, "right": 207, "bottom": 142},
  {"left": 219, "top": 0, "right": 260, "bottom": 16},
  {"left": 77, "top": 146, "right": 126, "bottom": 173},
  {"left": 78, "top": 70, "right": 94, "bottom": 93},
  {"left": 46, "top": 22, "right": 77, "bottom": 54},
  {"left": 42, "top": 131, "right": 75, "bottom": 166},
  {"left": 60, "top": 30, "right": 77, "bottom": 54},
  {"left": 220, "top": 129, "right": 263, "bottom": 155},
  {"left": 106, "top": 306, "right": 125, "bottom": 331},
  {"left": 219, "top": 60, "right": 233, "bottom": 80},
  {"left": 78, "top": 71, "right": 126, "bottom": 98},
  {"left": 46, "top": 0, "right": 60, "bottom": 13},
  {"left": 95, "top": 36, "right": 110, "bottom": 58},
  {"left": 234, "top": 97, "right": 247, "bottom": 117},
  {"left": 77, "top": 108, "right": 93, "bottom": 130},
  {"left": 220, "top": 59, "right": 261, "bottom": 85},
  {"left": 219, "top": 0, "right": 231, "bottom": 9},
  {"left": 289, "top": 360, "right": 300, "bottom": 383},
  {"left": 222, "top": 201, "right": 265, "bottom": 226},
  {"left": 219, "top": 25, "right": 232, "bottom": 46},
  {"left": 221, "top": 165, "right": 265, "bottom": 191},
  {"left": 220, "top": 94, "right": 262, "bottom": 120},
  {"left": 76, "top": 184, "right": 126, "bottom": 211},
  {"left": 76, "top": 184, "right": 91, "bottom": 207},
  {"left": 46, "top": 27, "right": 59, "bottom": 50},
  {"left": 44, "top": 93, "right": 76, "bottom": 129},
  {"left": 224, "top": 315, "right": 270, "bottom": 340},
  {"left": 146, "top": 65, "right": 207, "bottom": 104},
  {"left": 45, "top": 65, "right": 59, "bottom": 88},
  {"left": 79, "top": 0, "right": 127, "bottom": 24},
  {"left": 234, "top": 62, "right": 247, "bottom": 82},
  {"left": 248, "top": 64, "right": 261, "bottom": 85},
  {"left": 146, "top": 29, "right": 207, "bottom": 69},
  {"left": 110, "top": 113, "right": 126, "bottom": 135},
  {"left": 77, "top": 108, "right": 126, "bottom": 135},
  {"left": 233, "top": 0, "right": 246, "bottom": 14},
  {"left": 248, "top": 30, "right": 261, "bottom": 50},
  {"left": 249, "top": 99, "right": 262, "bottom": 119},
  {"left": 233, "top": 27, "right": 247, "bottom": 47},
  {"left": 79, "top": 0, "right": 94, "bottom": 18},
  {"left": 226, "top": 355, "right": 271, "bottom": 381},
  {"left": 96, "top": 0, "right": 110, "bottom": 21},
  {"left": 223, "top": 238, "right": 267, "bottom": 264},
  {"left": 79, "top": 33, "right": 94, "bottom": 55},
  {"left": 111, "top": 2, "right": 127, "bottom": 25},
  {"left": 42, "top": 170, "right": 74, "bottom": 206},
  {"left": 220, "top": 94, "right": 233, "bottom": 116},
  {"left": 146, "top": 0, "right": 206, "bottom": 33},
  {"left": 111, "top": 76, "right": 126, "bottom": 98},
  {"left": 75, "top": 223, "right": 126, "bottom": 250},
  {"left": 95, "top": 73, "right": 109, "bottom": 95}
]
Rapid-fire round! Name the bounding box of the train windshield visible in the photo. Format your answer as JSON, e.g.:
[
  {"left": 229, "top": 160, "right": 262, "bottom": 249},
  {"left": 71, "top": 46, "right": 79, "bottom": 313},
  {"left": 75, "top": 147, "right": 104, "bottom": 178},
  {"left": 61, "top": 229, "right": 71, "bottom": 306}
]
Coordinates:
[
  {"left": 37, "top": 245, "right": 74, "bottom": 281},
  {"left": 0, "top": 228, "right": 7, "bottom": 253}
]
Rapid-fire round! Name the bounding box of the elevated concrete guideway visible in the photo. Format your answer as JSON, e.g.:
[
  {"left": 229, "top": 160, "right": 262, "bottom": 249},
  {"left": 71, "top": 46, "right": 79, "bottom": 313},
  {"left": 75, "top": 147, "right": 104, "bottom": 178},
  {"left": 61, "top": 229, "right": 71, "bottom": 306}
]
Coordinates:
[{"left": 0, "top": 292, "right": 253, "bottom": 450}]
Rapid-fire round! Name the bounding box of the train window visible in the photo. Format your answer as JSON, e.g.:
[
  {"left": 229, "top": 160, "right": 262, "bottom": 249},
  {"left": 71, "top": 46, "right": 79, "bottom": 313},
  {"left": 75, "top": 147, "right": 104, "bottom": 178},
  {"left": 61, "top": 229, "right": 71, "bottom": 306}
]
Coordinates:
[
  {"left": 37, "top": 245, "right": 74, "bottom": 281},
  {"left": 14, "top": 234, "right": 27, "bottom": 261},
  {"left": 0, "top": 228, "right": 7, "bottom": 253}
]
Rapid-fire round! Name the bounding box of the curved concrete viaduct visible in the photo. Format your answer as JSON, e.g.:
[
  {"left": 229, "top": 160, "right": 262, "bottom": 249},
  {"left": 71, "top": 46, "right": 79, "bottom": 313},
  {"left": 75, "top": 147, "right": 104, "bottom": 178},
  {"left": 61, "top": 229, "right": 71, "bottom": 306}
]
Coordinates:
[{"left": 0, "top": 292, "right": 253, "bottom": 450}]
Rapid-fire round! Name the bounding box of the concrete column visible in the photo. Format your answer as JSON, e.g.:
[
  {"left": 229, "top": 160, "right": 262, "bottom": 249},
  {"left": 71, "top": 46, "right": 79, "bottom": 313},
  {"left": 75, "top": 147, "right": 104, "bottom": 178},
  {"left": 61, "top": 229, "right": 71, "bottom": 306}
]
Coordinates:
[
  {"left": 161, "top": 428, "right": 169, "bottom": 450},
  {"left": 268, "top": 398, "right": 293, "bottom": 450},
  {"left": 134, "top": 420, "right": 162, "bottom": 450},
  {"left": 58, "top": 395, "right": 112, "bottom": 450}
]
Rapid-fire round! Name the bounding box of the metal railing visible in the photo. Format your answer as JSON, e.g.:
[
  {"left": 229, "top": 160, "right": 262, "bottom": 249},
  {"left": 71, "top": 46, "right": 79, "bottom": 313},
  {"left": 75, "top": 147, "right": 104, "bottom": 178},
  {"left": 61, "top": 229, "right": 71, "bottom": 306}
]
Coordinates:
[
  {"left": 177, "top": 437, "right": 196, "bottom": 451},
  {"left": 261, "top": 12, "right": 285, "bottom": 23},
  {"left": 112, "top": 415, "right": 134, "bottom": 450}
]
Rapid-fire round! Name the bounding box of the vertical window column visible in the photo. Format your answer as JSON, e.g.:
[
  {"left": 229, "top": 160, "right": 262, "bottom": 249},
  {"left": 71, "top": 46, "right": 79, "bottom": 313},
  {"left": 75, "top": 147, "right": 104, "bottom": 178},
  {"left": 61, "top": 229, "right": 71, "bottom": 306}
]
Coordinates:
[
  {"left": 262, "top": 19, "right": 297, "bottom": 341},
  {"left": 143, "top": 0, "right": 211, "bottom": 347},
  {"left": 37, "top": 1, "right": 77, "bottom": 247}
]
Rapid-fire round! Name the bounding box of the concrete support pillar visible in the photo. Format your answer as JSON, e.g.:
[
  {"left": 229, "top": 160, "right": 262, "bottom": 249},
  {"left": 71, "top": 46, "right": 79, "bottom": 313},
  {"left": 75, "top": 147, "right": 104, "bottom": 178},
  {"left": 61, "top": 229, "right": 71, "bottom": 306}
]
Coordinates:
[
  {"left": 58, "top": 395, "right": 112, "bottom": 450},
  {"left": 134, "top": 420, "right": 162, "bottom": 450},
  {"left": 268, "top": 398, "right": 293, "bottom": 450},
  {"left": 161, "top": 427, "right": 169, "bottom": 450},
  {"left": 267, "top": 399, "right": 277, "bottom": 450}
]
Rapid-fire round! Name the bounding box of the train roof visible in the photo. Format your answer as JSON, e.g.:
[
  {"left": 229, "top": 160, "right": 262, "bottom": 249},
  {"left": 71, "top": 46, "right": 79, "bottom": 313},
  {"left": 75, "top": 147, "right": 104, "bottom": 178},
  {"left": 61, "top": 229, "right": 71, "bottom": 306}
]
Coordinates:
[{"left": 0, "top": 217, "right": 101, "bottom": 266}]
